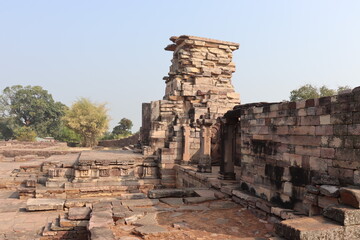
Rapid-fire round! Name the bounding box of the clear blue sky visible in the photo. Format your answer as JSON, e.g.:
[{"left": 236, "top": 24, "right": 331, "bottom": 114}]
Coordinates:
[{"left": 1, "top": 1, "right": 359, "bottom": 131}]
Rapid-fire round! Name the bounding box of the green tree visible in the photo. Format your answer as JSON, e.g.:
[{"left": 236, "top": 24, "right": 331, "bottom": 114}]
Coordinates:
[
  {"left": 290, "top": 84, "right": 351, "bottom": 101},
  {"left": 14, "top": 126, "right": 37, "bottom": 141},
  {"left": 0, "top": 117, "right": 17, "bottom": 140},
  {"left": 0, "top": 85, "right": 66, "bottom": 137},
  {"left": 112, "top": 118, "right": 133, "bottom": 137},
  {"left": 56, "top": 125, "right": 81, "bottom": 144},
  {"left": 63, "top": 98, "right": 109, "bottom": 147}
]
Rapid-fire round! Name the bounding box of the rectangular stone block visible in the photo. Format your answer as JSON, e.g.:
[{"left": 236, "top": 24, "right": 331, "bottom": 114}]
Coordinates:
[
  {"left": 300, "top": 116, "right": 320, "bottom": 126},
  {"left": 315, "top": 125, "right": 333, "bottom": 136},
  {"left": 318, "top": 196, "right": 339, "bottom": 209},
  {"left": 323, "top": 205, "right": 360, "bottom": 226},
  {"left": 320, "top": 148, "right": 335, "bottom": 159},
  {"left": 320, "top": 115, "right": 331, "bottom": 125},
  {"left": 68, "top": 207, "right": 91, "bottom": 220},
  {"left": 26, "top": 198, "right": 65, "bottom": 211},
  {"left": 289, "top": 126, "right": 315, "bottom": 135},
  {"left": 121, "top": 199, "right": 159, "bottom": 207},
  {"left": 295, "top": 146, "right": 320, "bottom": 157},
  {"left": 348, "top": 124, "right": 360, "bottom": 135}
]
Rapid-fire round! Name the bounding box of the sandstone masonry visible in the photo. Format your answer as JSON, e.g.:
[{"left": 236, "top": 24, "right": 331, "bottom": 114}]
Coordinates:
[{"left": 141, "top": 35, "right": 241, "bottom": 187}]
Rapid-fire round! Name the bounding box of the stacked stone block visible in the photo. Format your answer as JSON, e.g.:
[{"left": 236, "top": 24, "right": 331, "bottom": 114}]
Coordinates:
[
  {"left": 142, "top": 35, "right": 241, "bottom": 187},
  {"left": 229, "top": 87, "right": 360, "bottom": 213}
]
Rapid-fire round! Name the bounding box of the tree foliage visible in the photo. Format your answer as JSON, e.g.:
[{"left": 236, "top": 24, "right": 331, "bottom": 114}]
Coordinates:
[
  {"left": 56, "top": 125, "right": 81, "bottom": 144},
  {"left": 112, "top": 118, "right": 133, "bottom": 137},
  {"left": 0, "top": 85, "right": 66, "bottom": 138},
  {"left": 290, "top": 84, "right": 351, "bottom": 101},
  {"left": 14, "top": 126, "right": 37, "bottom": 142},
  {"left": 63, "top": 98, "right": 109, "bottom": 147}
]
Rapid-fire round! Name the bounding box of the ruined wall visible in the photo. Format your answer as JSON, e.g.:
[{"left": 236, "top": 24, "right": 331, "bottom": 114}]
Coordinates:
[
  {"left": 142, "top": 35, "right": 241, "bottom": 187},
  {"left": 98, "top": 133, "right": 139, "bottom": 148},
  {"left": 231, "top": 87, "right": 360, "bottom": 214}
]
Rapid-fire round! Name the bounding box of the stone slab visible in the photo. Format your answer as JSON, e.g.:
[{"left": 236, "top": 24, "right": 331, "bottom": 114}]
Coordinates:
[
  {"left": 121, "top": 199, "right": 159, "bottom": 207},
  {"left": 184, "top": 196, "right": 216, "bottom": 204},
  {"left": 93, "top": 202, "right": 112, "bottom": 211},
  {"left": 119, "top": 193, "right": 147, "bottom": 200},
  {"left": 323, "top": 205, "right": 360, "bottom": 226},
  {"left": 26, "top": 198, "right": 65, "bottom": 211},
  {"left": 59, "top": 216, "right": 88, "bottom": 228},
  {"left": 129, "top": 206, "right": 158, "bottom": 213},
  {"left": 148, "top": 189, "right": 185, "bottom": 198},
  {"left": 194, "top": 189, "right": 216, "bottom": 198},
  {"left": 133, "top": 224, "right": 168, "bottom": 235},
  {"left": 209, "top": 200, "right": 238, "bottom": 210},
  {"left": 159, "top": 197, "right": 184, "bottom": 206},
  {"left": 176, "top": 205, "right": 209, "bottom": 211},
  {"left": 124, "top": 211, "right": 145, "bottom": 224},
  {"left": 276, "top": 216, "right": 344, "bottom": 240},
  {"left": 68, "top": 207, "right": 91, "bottom": 220},
  {"left": 133, "top": 213, "right": 158, "bottom": 226},
  {"left": 90, "top": 227, "right": 116, "bottom": 240},
  {"left": 320, "top": 185, "right": 339, "bottom": 197}
]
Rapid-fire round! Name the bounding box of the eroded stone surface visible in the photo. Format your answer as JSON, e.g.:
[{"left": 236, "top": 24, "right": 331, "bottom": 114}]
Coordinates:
[
  {"left": 148, "top": 189, "right": 185, "bottom": 198},
  {"left": 276, "top": 216, "right": 344, "bottom": 240},
  {"left": 159, "top": 197, "right": 184, "bottom": 206},
  {"left": 324, "top": 205, "right": 360, "bottom": 226},
  {"left": 121, "top": 199, "right": 159, "bottom": 207},
  {"left": 68, "top": 207, "right": 91, "bottom": 220},
  {"left": 184, "top": 196, "right": 216, "bottom": 204},
  {"left": 26, "top": 198, "right": 65, "bottom": 211},
  {"left": 90, "top": 227, "right": 116, "bottom": 240},
  {"left": 320, "top": 185, "right": 340, "bottom": 197},
  {"left": 340, "top": 188, "right": 360, "bottom": 209},
  {"left": 133, "top": 224, "right": 168, "bottom": 235}
]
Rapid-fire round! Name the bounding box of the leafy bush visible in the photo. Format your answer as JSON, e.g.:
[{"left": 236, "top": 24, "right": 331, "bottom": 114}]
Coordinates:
[{"left": 14, "top": 126, "right": 37, "bottom": 141}]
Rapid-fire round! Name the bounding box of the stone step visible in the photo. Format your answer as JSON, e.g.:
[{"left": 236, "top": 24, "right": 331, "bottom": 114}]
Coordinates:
[
  {"left": 68, "top": 206, "right": 91, "bottom": 220},
  {"left": 275, "top": 216, "right": 344, "bottom": 240},
  {"left": 59, "top": 215, "right": 88, "bottom": 229},
  {"left": 323, "top": 204, "right": 360, "bottom": 226},
  {"left": 26, "top": 198, "right": 65, "bottom": 211}
]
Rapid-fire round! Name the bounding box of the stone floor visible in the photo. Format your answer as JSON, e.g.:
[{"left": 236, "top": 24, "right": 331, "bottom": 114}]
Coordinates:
[
  {"left": 111, "top": 199, "right": 273, "bottom": 240},
  {"left": 0, "top": 190, "right": 61, "bottom": 240},
  {"left": 0, "top": 150, "right": 276, "bottom": 240}
]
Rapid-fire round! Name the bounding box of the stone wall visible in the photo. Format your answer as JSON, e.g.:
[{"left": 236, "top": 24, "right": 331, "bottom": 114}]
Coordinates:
[
  {"left": 141, "top": 35, "right": 241, "bottom": 187},
  {"left": 98, "top": 133, "right": 139, "bottom": 148},
  {"left": 223, "top": 87, "right": 360, "bottom": 214}
]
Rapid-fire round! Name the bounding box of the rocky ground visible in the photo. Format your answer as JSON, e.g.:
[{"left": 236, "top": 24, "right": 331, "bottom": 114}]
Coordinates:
[{"left": 110, "top": 198, "right": 273, "bottom": 240}]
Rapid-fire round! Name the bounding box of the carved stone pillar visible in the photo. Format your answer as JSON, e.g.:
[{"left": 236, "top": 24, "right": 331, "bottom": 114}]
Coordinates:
[
  {"left": 219, "top": 121, "right": 236, "bottom": 180},
  {"left": 182, "top": 126, "right": 191, "bottom": 163},
  {"left": 198, "top": 125, "right": 212, "bottom": 173}
]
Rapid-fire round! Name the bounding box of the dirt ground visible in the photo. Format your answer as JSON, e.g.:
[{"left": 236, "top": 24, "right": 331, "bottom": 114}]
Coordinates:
[{"left": 112, "top": 204, "right": 273, "bottom": 240}]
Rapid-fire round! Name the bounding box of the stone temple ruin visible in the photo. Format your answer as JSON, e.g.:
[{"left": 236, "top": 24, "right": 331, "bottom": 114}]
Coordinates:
[
  {"left": 1, "top": 35, "right": 360, "bottom": 240},
  {"left": 141, "top": 35, "right": 240, "bottom": 184}
]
